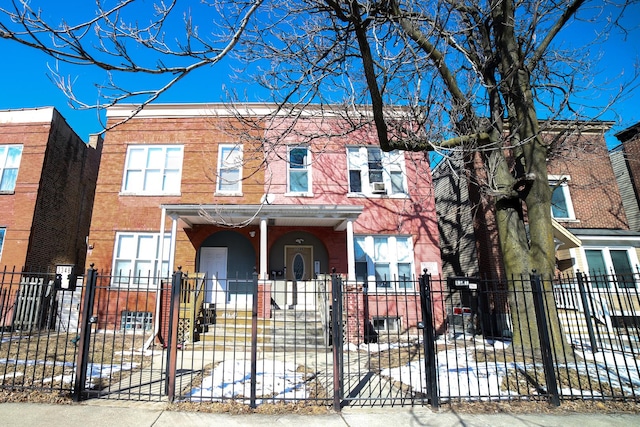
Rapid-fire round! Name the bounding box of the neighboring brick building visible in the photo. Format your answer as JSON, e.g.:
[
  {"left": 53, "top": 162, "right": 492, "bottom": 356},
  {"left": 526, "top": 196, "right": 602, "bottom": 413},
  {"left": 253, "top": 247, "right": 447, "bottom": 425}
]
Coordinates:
[
  {"left": 0, "top": 107, "right": 102, "bottom": 272},
  {"left": 433, "top": 120, "right": 640, "bottom": 280},
  {"left": 86, "top": 103, "right": 442, "bottom": 338}
]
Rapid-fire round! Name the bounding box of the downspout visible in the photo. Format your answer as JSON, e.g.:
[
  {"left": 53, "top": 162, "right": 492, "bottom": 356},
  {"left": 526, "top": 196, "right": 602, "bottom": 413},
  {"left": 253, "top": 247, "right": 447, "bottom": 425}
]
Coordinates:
[{"left": 143, "top": 207, "right": 167, "bottom": 351}]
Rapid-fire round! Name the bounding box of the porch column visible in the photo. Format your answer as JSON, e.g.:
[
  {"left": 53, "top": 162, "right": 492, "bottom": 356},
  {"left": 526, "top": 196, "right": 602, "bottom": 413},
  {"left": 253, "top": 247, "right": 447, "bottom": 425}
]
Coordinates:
[
  {"left": 168, "top": 213, "right": 179, "bottom": 273},
  {"left": 260, "top": 217, "right": 268, "bottom": 279},
  {"left": 158, "top": 207, "right": 167, "bottom": 282},
  {"left": 347, "top": 219, "right": 355, "bottom": 281}
]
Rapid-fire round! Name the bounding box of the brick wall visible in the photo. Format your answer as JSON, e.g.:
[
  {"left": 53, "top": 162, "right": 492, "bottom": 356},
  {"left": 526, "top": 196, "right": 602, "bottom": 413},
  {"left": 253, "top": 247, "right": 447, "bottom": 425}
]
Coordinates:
[
  {"left": 86, "top": 116, "right": 265, "bottom": 271},
  {"left": 548, "top": 130, "right": 628, "bottom": 230},
  {"left": 0, "top": 108, "right": 101, "bottom": 271}
]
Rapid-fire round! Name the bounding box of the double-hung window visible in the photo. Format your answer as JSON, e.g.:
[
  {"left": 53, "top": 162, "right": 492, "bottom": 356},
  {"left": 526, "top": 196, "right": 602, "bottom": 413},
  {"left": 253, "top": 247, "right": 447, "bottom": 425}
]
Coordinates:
[
  {"left": 354, "top": 235, "right": 414, "bottom": 290},
  {"left": 122, "top": 145, "right": 183, "bottom": 195},
  {"left": 217, "top": 144, "right": 243, "bottom": 194},
  {"left": 348, "top": 147, "right": 406, "bottom": 196},
  {"left": 0, "top": 228, "right": 5, "bottom": 260},
  {"left": 549, "top": 175, "right": 575, "bottom": 220},
  {"left": 112, "top": 232, "right": 170, "bottom": 287},
  {"left": 0, "top": 144, "right": 23, "bottom": 192},
  {"left": 288, "top": 146, "right": 311, "bottom": 194}
]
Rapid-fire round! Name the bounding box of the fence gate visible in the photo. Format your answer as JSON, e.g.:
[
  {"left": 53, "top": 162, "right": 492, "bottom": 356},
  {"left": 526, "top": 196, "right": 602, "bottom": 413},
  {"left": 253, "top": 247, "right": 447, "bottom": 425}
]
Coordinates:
[
  {"left": 332, "top": 273, "right": 435, "bottom": 409},
  {"left": 74, "top": 267, "right": 174, "bottom": 402}
]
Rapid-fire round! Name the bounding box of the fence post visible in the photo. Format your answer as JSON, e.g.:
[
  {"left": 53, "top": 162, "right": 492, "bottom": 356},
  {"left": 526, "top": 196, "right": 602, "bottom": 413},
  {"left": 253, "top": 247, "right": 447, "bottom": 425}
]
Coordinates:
[
  {"left": 73, "top": 265, "right": 97, "bottom": 402},
  {"left": 576, "top": 271, "right": 599, "bottom": 353},
  {"left": 530, "top": 272, "right": 560, "bottom": 407},
  {"left": 250, "top": 269, "right": 259, "bottom": 409},
  {"left": 419, "top": 270, "right": 438, "bottom": 409},
  {"left": 165, "top": 268, "right": 182, "bottom": 401},
  {"left": 331, "top": 270, "right": 344, "bottom": 411}
]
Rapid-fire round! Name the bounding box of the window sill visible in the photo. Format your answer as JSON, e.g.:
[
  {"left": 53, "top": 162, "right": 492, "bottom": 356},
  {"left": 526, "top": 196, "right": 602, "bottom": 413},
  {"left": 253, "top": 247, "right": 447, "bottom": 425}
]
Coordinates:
[
  {"left": 285, "top": 192, "right": 314, "bottom": 197},
  {"left": 347, "top": 193, "right": 409, "bottom": 199},
  {"left": 119, "top": 192, "right": 182, "bottom": 197},
  {"left": 215, "top": 192, "right": 243, "bottom": 197},
  {"left": 0, "top": 191, "right": 16, "bottom": 195},
  {"left": 553, "top": 218, "right": 579, "bottom": 223}
]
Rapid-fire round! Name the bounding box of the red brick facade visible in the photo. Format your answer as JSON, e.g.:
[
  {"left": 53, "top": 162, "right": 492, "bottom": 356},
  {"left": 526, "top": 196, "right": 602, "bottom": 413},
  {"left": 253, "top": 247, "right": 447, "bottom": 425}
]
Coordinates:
[
  {"left": 0, "top": 108, "right": 102, "bottom": 271},
  {"left": 547, "top": 128, "right": 628, "bottom": 230}
]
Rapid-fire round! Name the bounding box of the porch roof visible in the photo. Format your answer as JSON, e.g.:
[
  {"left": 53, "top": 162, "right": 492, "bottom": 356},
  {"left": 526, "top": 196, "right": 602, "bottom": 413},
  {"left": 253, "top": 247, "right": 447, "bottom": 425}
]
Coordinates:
[{"left": 160, "top": 204, "right": 364, "bottom": 231}]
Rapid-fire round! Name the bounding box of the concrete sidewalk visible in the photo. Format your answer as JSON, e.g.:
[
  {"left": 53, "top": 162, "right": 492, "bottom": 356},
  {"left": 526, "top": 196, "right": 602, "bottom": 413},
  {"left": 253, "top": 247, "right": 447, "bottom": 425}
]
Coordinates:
[{"left": 0, "top": 401, "right": 639, "bottom": 427}]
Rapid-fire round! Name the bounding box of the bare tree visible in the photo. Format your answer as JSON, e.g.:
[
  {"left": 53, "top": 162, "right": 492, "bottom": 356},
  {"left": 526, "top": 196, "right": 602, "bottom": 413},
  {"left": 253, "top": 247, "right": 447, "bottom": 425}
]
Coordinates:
[{"left": 2, "top": 0, "right": 639, "bottom": 352}]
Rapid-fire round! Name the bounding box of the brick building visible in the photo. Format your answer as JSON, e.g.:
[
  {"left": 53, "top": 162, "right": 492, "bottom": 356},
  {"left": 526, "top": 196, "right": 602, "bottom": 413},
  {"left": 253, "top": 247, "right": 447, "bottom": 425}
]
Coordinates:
[
  {"left": 434, "top": 120, "right": 640, "bottom": 280},
  {"left": 85, "top": 103, "right": 442, "bottom": 338},
  {"left": 0, "top": 107, "right": 102, "bottom": 272}
]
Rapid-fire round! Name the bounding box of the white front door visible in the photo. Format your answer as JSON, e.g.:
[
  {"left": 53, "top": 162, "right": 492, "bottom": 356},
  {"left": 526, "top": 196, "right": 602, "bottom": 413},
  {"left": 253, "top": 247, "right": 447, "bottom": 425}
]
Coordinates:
[{"left": 200, "top": 247, "right": 228, "bottom": 306}]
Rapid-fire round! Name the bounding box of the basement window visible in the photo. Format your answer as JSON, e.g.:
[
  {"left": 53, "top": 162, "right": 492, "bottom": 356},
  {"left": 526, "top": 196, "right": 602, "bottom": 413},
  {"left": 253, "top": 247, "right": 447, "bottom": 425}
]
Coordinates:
[
  {"left": 121, "top": 311, "right": 153, "bottom": 331},
  {"left": 372, "top": 316, "right": 400, "bottom": 332}
]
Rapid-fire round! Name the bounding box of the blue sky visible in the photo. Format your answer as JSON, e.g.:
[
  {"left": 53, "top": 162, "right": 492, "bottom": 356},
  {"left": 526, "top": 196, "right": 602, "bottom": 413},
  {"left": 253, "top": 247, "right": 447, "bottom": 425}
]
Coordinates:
[{"left": 0, "top": 4, "right": 638, "bottom": 146}]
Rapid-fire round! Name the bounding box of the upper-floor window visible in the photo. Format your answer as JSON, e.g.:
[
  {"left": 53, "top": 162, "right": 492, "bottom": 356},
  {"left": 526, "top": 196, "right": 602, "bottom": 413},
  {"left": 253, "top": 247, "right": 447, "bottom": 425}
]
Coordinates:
[
  {"left": 112, "top": 232, "right": 170, "bottom": 287},
  {"left": 348, "top": 147, "right": 406, "bottom": 196},
  {"left": 122, "top": 145, "right": 183, "bottom": 195},
  {"left": 0, "top": 144, "right": 23, "bottom": 193},
  {"left": 288, "top": 146, "right": 311, "bottom": 194},
  {"left": 549, "top": 175, "right": 575, "bottom": 220},
  {"left": 354, "top": 235, "right": 414, "bottom": 290},
  {"left": 0, "top": 228, "right": 5, "bottom": 260},
  {"left": 217, "top": 144, "right": 243, "bottom": 194}
]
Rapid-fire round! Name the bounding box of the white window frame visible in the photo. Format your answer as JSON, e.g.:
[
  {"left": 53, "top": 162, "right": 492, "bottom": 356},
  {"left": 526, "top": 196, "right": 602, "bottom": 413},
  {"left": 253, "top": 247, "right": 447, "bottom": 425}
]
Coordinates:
[
  {"left": 549, "top": 175, "right": 576, "bottom": 220},
  {"left": 372, "top": 316, "right": 401, "bottom": 332},
  {"left": 216, "top": 144, "right": 243, "bottom": 195},
  {"left": 347, "top": 146, "right": 407, "bottom": 197},
  {"left": 580, "top": 245, "right": 639, "bottom": 289},
  {"left": 0, "top": 144, "right": 23, "bottom": 193},
  {"left": 0, "top": 228, "right": 5, "bottom": 261},
  {"left": 287, "top": 145, "right": 312, "bottom": 195},
  {"left": 354, "top": 235, "right": 415, "bottom": 291},
  {"left": 121, "top": 145, "right": 184, "bottom": 195},
  {"left": 112, "top": 232, "right": 170, "bottom": 287}
]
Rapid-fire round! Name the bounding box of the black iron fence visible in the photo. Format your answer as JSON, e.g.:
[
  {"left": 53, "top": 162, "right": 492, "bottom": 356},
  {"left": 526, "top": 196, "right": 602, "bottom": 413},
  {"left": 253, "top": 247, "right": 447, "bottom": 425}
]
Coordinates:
[{"left": 1, "top": 266, "right": 639, "bottom": 408}]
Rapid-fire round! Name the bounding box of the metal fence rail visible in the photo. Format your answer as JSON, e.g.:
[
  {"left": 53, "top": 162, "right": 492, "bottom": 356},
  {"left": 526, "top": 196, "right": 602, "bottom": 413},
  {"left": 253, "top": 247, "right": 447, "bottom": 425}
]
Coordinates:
[
  {"left": 1, "top": 266, "right": 639, "bottom": 408},
  {"left": 0, "top": 267, "right": 82, "bottom": 396}
]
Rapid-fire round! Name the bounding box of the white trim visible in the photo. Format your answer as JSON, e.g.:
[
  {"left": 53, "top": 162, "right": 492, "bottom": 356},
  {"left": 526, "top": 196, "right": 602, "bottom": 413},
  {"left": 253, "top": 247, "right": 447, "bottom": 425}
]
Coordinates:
[
  {"left": 120, "top": 144, "right": 184, "bottom": 196},
  {"left": 286, "top": 145, "right": 312, "bottom": 195},
  {"left": 215, "top": 144, "right": 243, "bottom": 195},
  {"left": 0, "top": 107, "right": 54, "bottom": 123},
  {"left": 105, "top": 103, "right": 415, "bottom": 120},
  {"left": 549, "top": 176, "right": 576, "bottom": 220},
  {"left": 347, "top": 220, "right": 355, "bottom": 281},
  {"left": 260, "top": 218, "right": 268, "bottom": 279}
]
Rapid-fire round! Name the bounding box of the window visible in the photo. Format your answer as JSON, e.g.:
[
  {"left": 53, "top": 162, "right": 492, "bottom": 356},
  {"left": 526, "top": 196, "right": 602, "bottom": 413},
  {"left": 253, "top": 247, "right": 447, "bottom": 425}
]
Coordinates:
[
  {"left": 372, "top": 316, "right": 400, "bottom": 332},
  {"left": 122, "top": 145, "right": 183, "bottom": 195},
  {"left": 354, "top": 235, "right": 414, "bottom": 290},
  {"left": 0, "top": 144, "right": 23, "bottom": 192},
  {"left": 217, "top": 144, "right": 243, "bottom": 194},
  {"left": 0, "top": 228, "right": 5, "bottom": 260},
  {"left": 348, "top": 147, "right": 406, "bottom": 196},
  {"left": 288, "top": 146, "right": 311, "bottom": 194},
  {"left": 585, "top": 247, "right": 637, "bottom": 288},
  {"left": 549, "top": 176, "right": 575, "bottom": 220},
  {"left": 112, "top": 232, "right": 170, "bottom": 286}
]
